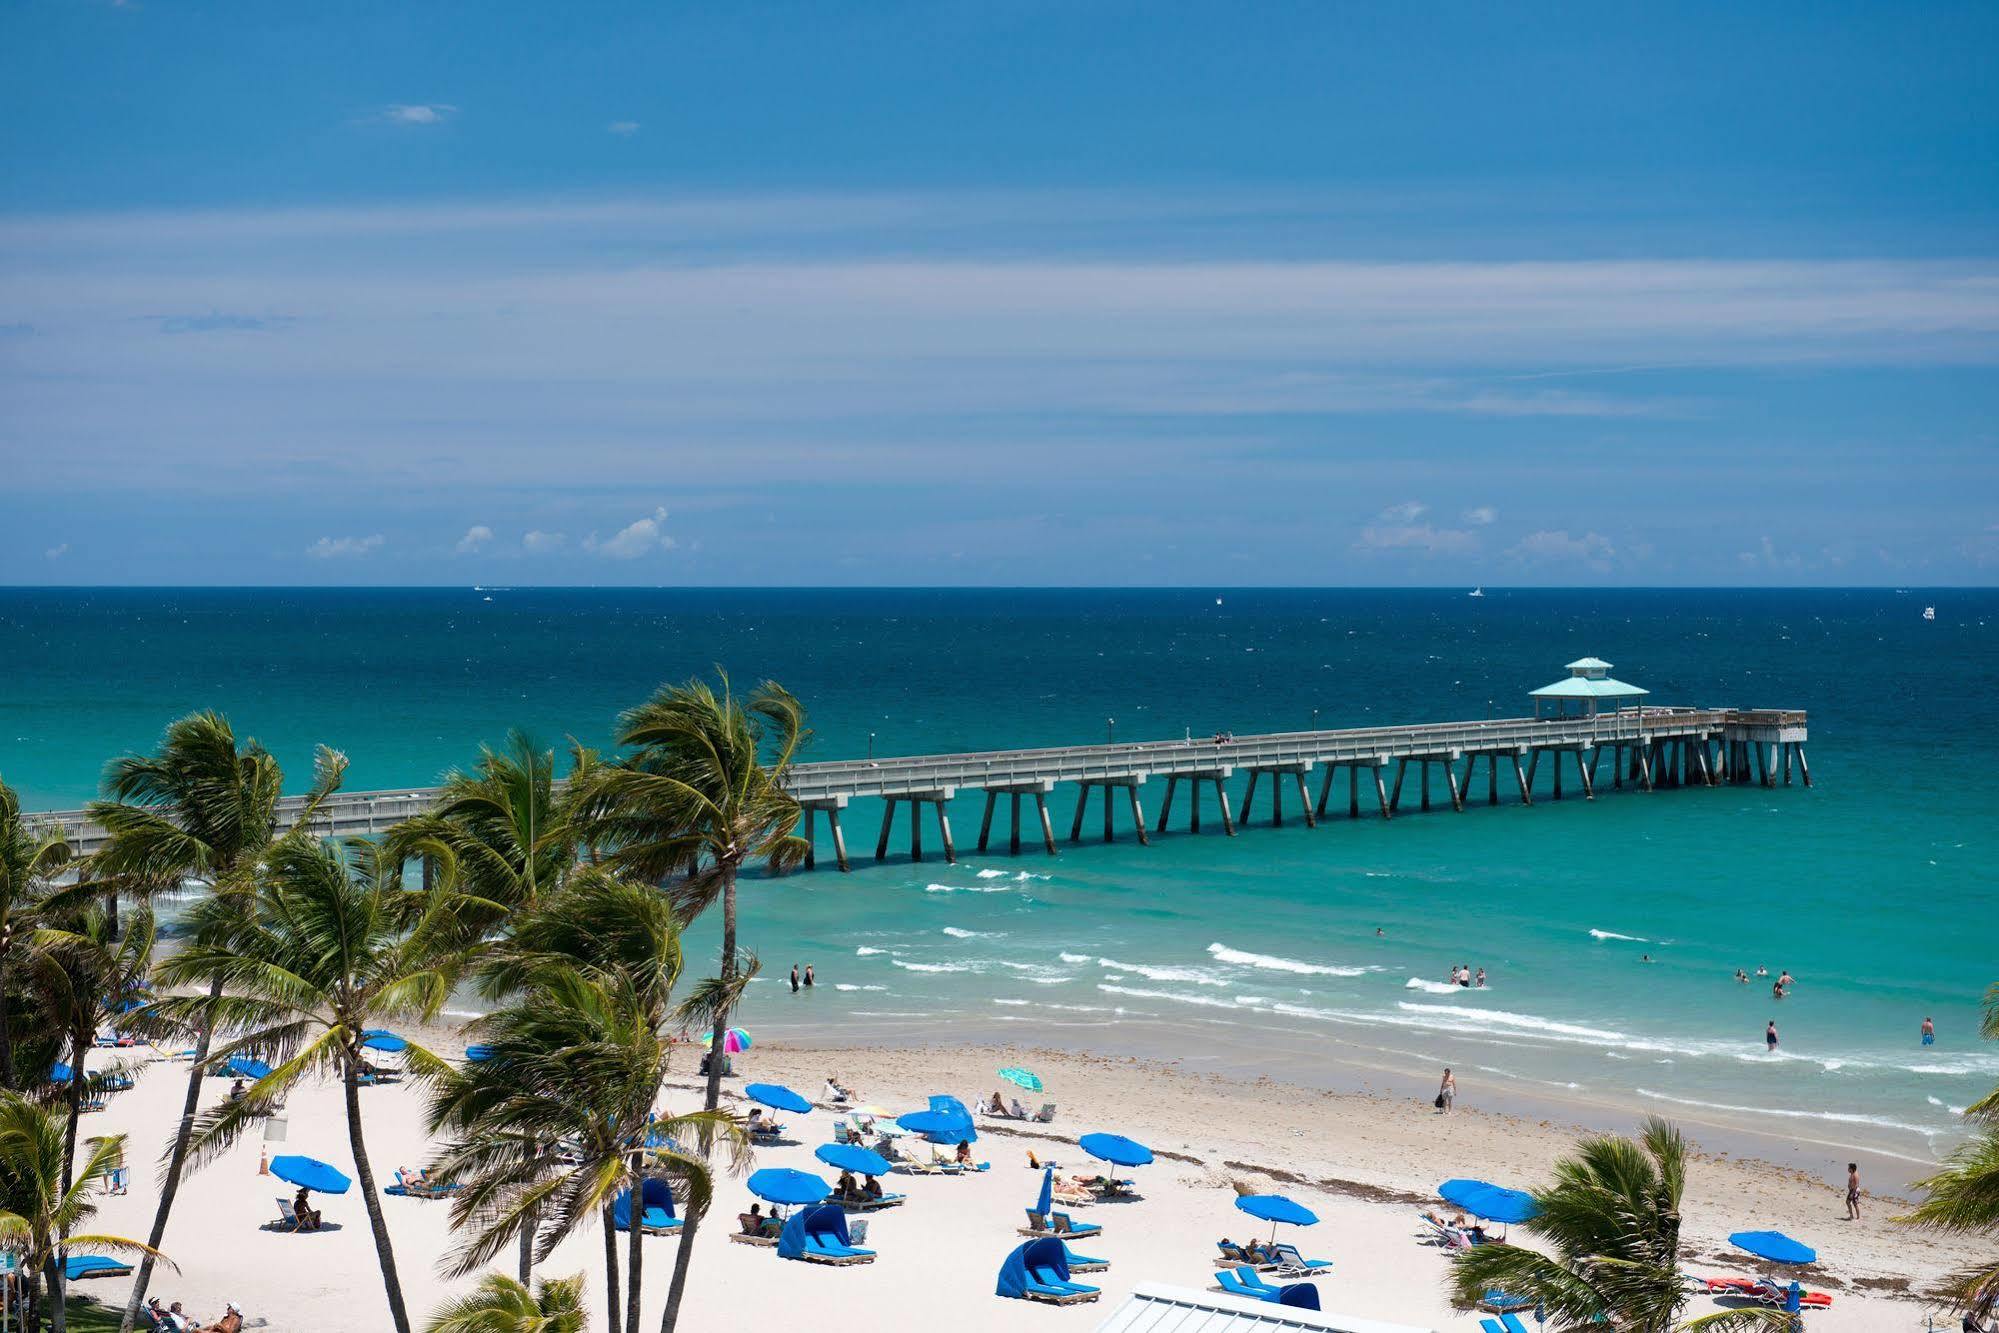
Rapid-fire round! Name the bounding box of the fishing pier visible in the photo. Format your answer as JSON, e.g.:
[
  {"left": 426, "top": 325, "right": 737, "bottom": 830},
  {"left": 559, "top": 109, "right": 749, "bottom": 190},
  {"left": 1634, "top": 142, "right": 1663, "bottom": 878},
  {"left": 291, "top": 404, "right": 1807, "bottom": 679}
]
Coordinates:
[{"left": 37, "top": 702, "right": 1809, "bottom": 873}]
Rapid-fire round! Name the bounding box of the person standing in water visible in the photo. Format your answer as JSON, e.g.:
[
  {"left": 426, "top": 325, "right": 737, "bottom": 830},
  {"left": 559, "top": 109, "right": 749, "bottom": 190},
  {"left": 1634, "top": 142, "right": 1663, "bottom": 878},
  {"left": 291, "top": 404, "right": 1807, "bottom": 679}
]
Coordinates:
[
  {"left": 1922, "top": 1016, "right": 1936, "bottom": 1046},
  {"left": 804, "top": 963, "right": 815, "bottom": 988},
  {"left": 790, "top": 963, "right": 801, "bottom": 993},
  {"left": 1766, "top": 1020, "right": 1780, "bottom": 1051},
  {"left": 1845, "top": 1162, "right": 1861, "bottom": 1220}
]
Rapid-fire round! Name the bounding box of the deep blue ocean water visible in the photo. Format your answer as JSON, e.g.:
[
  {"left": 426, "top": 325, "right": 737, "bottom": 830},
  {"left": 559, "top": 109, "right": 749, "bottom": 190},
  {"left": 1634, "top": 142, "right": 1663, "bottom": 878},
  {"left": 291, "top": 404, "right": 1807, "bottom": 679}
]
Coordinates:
[{"left": 3, "top": 587, "right": 1994, "bottom": 1163}]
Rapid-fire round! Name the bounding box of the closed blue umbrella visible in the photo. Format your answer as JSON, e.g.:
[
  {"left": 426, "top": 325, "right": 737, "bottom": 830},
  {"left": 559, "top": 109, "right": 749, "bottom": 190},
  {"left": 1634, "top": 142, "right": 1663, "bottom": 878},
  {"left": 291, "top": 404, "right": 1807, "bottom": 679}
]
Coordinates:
[
  {"left": 1034, "top": 1166, "right": 1053, "bottom": 1217},
  {"left": 1439, "top": 1178, "right": 1538, "bottom": 1225},
  {"left": 360, "top": 1029, "right": 408, "bottom": 1053},
  {"left": 1236, "top": 1194, "right": 1319, "bottom": 1227},
  {"left": 747, "top": 1167, "right": 830, "bottom": 1206},
  {"left": 814, "top": 1142, "right": 892, "bottom": 1177},
  {"left": 1730, "top": 1230, "right": 1816, "bottom": 1265},
  {"left": 269, "top": 1155, "right": 352, "bottom": 1195},
  {"left": 745, "top": 1082, "right": 812, "bottom": 1115},
  {"left": 1078, "top": 1132, "right": 1153, "bottom": 1167}
]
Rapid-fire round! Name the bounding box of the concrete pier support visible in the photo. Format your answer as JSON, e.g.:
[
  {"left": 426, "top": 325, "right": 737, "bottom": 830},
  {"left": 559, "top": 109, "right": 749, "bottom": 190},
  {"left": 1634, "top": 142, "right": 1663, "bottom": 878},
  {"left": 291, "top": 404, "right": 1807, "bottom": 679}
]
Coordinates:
[
  {"left": 875, "top": 788, "right": 958, "bottom": 863},
  {"left": 1575, "top": 747, "right": 1595, "bottom": 800},
  {"left": 978, "top": 780, "right": 1056, "bottom": 855},
  {"left": 1242, "top": 762, "right": 1313, "bottom": 827},
  {"left": 800, "top": 795, "right": 852, "bottom": 872},
  {"left": 1071, "top": 775, "right": 1149, "bottom": 845},
  {"left": 1511, "top": 750, "right": 1533, "bottom": 805}
]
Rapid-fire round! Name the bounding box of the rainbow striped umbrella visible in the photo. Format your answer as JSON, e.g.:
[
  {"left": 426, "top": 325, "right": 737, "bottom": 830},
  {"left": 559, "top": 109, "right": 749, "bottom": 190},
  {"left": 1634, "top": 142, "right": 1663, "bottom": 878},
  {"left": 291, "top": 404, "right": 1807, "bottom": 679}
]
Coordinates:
[{"left": 722, "top": 1028, "right": 752, "bottom": 1054}]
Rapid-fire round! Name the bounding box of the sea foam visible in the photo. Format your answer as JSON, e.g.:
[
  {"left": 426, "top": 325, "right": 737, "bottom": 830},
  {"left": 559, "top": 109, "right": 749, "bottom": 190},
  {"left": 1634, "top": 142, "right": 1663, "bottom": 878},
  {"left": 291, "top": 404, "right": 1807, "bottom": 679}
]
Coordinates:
[{"left": 1207, "top": 941, "right": 1368, "bottom": 977}]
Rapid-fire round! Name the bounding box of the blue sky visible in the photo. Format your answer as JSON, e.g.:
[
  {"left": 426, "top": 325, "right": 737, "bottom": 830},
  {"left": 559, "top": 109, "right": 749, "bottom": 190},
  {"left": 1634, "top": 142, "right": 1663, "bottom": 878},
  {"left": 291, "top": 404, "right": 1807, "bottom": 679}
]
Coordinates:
[{"left": 3, "top": 1, "right": 1996, "bottom": 585}]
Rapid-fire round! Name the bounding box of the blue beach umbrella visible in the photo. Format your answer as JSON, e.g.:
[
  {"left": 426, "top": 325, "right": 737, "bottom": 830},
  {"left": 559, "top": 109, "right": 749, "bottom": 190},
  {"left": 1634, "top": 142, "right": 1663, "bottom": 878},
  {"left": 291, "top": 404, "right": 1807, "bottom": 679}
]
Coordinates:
[
  {"left": 1079, "top": 1132, "right": 1153, "bottom": 1168},
  {"left": 1439, "top": 1178, "right": 1538, "bottom": 1225},
  {"left": 814, "top": 1142, "right": 893, "bottom": 1177},
  {"left": 223, "top": 1056, "right": 272, "bottom": 1080},
  {"left": 998, "top": 1066, "right": 1043, "bottom": 1092},
  {"left": 464, "top": 1044, "right": 495, "bottom": 1062},
  {"left": 269, "top": 1155, "right": 352, "bottom": 1195},
  {"left": 1730, "top": 1230, "right": 1816, "bottom": 1265},
  {"left": 1034, "top": 1166, "right": 1053, "bottom": 1216},
  {"left": 747, "top": 1167, "right": 830, "bottom": 1206},
  {"left": 50, "top": 1062, "right": 75, "bottom": 1084},
  {"left": 745, "top": 1082, "right": 812, "bottom": 1115},
  {"left": 1236, "top": 1194, "right": 1320, "bottom": 1228},
  {"left": 360, "top": 1029, "right": 408, "bottom": 1053},
  {"left": 896, "top": 1109, "right": 977, "bottom": 1143}
]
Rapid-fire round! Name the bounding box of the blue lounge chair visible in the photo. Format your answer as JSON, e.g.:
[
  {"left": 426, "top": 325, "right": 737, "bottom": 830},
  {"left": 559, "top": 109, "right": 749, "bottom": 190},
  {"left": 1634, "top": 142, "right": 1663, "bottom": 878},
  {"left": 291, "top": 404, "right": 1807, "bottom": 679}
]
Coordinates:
[
  {"left": 1233, "top": 1265, "right": 1286, "bottom": 1297},
  {"left": 1061, "top": 1244, "right": 1109, "bottom": 1274},
  {"left": 998, "top": 1237, "right": 1100, "bottom": 1305},
  {"left": 1480, "top": 1290, "right": 1534, "bottom": 1312},
  {"left": 1019, "top": 1207, "right": 1102, "bottom": 1239},
  {"left": 1268, "top": 1242, "right": 1333, "bottom": 1275},
  {"left": 1216, "top": 1269, "right": 1285, "bottom": 1302},
  {"left": 1480, "top": 1321, "right": 1506, "bottom": 1333},
  {"left": 777, "top": 1204, "right": 875, "bottom": 1265},
  {"left": 612, "top": 1178, "right": 681, "bottom": 1234},
  {"left": 1501, "top": 1316, "right": 1531, "bottom": 1333},
  {"left": 66, "top": 1256, "right": 134, "bottom": 1280}
]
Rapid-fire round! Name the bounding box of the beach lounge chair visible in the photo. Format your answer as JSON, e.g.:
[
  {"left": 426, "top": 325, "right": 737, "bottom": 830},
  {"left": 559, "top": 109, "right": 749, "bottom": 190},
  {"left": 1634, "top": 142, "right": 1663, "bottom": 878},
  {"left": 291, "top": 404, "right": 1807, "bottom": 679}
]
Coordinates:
[
  {"left": 1499, "top": 1316, "right": 1531, "bottom": 1333},
  {"left": 270, "top": 1198, "right": 304, "bottom": 1233},
  {"left": 1267, "top": 1242, "right": 1333, "bottom": 1276},
  {"left": 730, "top": 1212, "right": 780, "bottom": 1247},
  {"left": 1060, "top": 1244, "right": 1109, "bottom": 1274},
  {"left": 1033, "top": 1103, "right": 1057, "bottom": 1122},
  {"left": 1019, "top": 1208, "right": 1103, "bottom": 1239},
  {"left": 831, "top": 1120, "right": 854, "bottom": 1144},
  {"left": 65, "top": 1255, "right": 134, "bottom": 1281},
  {"left": 998, "top": 1237, "right": 1100, "bottom": 1305},
  {"left": 777, "top": 1204, "right": 876, "bottom": 1265},
  {"left": 842, "top": 1190, "right": 906, "bottom": 1212},
  {"left": 1747, "top": 1279, "right": 1832, "bottom": 1310},
  {"left": 1216, "top": 1268, "right": 1283, "bottom": 1302},
  {"left": 1478, "top": 1290, "right": 1533, "bottom": 1313}
]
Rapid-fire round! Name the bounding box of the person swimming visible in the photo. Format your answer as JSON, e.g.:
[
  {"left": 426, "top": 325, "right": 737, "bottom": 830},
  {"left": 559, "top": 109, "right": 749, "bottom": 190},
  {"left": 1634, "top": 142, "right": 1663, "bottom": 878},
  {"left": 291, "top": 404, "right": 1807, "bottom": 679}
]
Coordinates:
[
  {"left": 1734, "top": 969, "right": 1748, "bottom": 983},
  {"left": 1755, "top": 965, "right": 1768, "bottom": 977}
]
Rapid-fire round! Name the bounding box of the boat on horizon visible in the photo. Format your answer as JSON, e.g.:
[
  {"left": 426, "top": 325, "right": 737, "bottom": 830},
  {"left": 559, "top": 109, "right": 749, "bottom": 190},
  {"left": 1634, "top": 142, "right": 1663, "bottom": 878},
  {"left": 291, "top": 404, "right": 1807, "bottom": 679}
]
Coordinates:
[{"left": 1468, "top": 586, "right": 1485, "bottom": 598}]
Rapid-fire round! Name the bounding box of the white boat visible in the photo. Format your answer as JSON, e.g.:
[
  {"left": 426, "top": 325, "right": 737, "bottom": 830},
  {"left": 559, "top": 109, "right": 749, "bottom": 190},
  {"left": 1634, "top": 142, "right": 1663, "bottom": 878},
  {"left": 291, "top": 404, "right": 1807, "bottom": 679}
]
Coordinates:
[
  {"left": 1468, "top": 586, "right": 1485, "bottom": 598},
  {"left": 1924, "top": 605, "right": 1936, "bottom": 621}
]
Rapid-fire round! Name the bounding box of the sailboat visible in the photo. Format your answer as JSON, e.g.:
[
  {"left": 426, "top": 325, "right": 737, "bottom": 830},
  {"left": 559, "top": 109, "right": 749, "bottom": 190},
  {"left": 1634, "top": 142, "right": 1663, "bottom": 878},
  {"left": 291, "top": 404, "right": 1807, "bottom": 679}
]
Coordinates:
[
  {"left": 1468, "top": 586, "right": 1485, "bottom": 598},
  {"left": 1924, "top": 605, "right": 1936, "bottom": 621}
]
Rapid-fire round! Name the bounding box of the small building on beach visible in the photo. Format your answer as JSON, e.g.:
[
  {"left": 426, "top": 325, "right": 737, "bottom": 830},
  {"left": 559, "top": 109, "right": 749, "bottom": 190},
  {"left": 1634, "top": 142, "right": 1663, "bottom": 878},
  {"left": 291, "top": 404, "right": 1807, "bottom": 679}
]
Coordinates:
[{"left": 1529, "top": 656, "right": 1648, "bottom": 719}]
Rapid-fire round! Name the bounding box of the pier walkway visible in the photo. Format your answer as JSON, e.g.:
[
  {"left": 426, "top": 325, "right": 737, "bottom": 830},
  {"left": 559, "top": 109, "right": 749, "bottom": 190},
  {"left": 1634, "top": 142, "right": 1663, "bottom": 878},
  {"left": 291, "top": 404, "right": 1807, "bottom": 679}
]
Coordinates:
[{"left": 33, "top": 705, "right": 1808, "bottom": 872}]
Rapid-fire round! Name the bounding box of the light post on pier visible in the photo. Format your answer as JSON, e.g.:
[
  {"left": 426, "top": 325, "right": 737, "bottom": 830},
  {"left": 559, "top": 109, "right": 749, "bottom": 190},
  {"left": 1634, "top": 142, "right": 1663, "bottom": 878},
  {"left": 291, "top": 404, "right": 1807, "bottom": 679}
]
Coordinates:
[{"left": 868, "top": 732, "right": 876, "bottom": 761}]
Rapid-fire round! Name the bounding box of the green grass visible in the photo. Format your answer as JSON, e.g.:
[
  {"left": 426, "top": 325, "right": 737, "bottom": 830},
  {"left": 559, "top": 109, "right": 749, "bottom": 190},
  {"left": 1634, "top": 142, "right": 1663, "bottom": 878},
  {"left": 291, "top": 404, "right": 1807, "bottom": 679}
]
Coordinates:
[{"left": 63, "top": 1294, "right": 129, "bottom": 1332}]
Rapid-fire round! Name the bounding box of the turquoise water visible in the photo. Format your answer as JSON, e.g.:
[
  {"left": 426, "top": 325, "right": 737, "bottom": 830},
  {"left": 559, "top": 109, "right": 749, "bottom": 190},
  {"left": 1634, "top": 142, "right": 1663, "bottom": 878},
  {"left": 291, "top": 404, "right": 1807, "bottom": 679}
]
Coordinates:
[{"left": 3, "top": 587, "right": 1994, "bottom": 1161}]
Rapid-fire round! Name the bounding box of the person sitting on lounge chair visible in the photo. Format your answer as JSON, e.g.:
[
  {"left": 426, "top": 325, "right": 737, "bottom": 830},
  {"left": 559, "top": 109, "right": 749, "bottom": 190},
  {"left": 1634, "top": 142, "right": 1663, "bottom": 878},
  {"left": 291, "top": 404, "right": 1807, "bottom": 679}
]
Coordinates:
[
  {"left": 824, "top": 1075, "right": 854, "bottom": 1102},
  {"left": 863, "top": 1174, "right": 883, "bottom": 1200},
  {"left": 988, "top": 1091, "right": 1008, "bottom": 1114},
  {"left": 293, "top": 1187, "right": 322, "bottom": 1231},
  {"left": 742, "top": 1203, "right": 765, "bottom": 1235},
  {"left": 227, "top": 1078, "right": 246, "bottom": 1102},
  {"left": 194, "top": 1301, "right": 243, "bottom": 1333},
  {"left": 746, "top": 1108, "right": 764, "bottom": 1132},
  {"left": 836, "top": 1169, "right": 860, "bottom": 1200},
  {"left": 955, "top": 1140, "right": 974, "bottom": 1165}
]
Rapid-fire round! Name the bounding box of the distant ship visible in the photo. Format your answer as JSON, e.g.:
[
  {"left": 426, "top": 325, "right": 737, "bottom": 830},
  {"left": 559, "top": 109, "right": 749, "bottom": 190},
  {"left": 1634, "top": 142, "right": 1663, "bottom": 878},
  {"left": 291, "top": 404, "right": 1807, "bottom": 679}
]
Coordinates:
[
  {"left": 1468, "top": 586, "right": 1485, "bottom": 598},
  {"left": 1924, "top": 605, "right": 1936, "bottom": 621}
]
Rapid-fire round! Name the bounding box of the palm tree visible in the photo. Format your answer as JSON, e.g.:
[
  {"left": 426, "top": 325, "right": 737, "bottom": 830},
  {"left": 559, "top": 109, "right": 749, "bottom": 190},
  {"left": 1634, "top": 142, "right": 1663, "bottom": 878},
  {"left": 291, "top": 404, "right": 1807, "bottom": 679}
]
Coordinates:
[
  {"left": 1899, "top": 982, "right": 1999, "bottom": 1325},
  {"left": 0, "top": 1093, "right": 169, "bottom": 1333},
  {"left": 425, "top": 1272, "right": 586, "bottom": 1333},
  {"left": 28, "top": 902, "right": 154, "bottom": 1190},
  {"left": 90, "top": 714, "right": 348, "bottom": 1333},
  {"left": 152, "top": 836, "right": 460, "bottom": 1333},
  {"left": 1448, "top": 1117, "right": 1789, "bottom": 1331},
  {"left": 0, "top": 776, "right": 71, "bottom": 1090},
  {"left": 428, "top": 871, "right": 747, "bottom": 1333},
  {"left": 571, "top": 674, "right": 808, "bottom": 1121}
]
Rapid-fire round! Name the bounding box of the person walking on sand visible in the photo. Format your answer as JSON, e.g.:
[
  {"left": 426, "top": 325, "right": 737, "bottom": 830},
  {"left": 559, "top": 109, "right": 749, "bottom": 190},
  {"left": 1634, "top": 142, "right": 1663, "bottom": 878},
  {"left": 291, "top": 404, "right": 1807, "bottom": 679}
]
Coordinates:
[
  {"left": 1845, "top": 1162, "right": 1861, "bottom": 1220},
  {"left": 1766, "top": 1020, "right": 1779, "bottom": 1051},
  {"left": 1436, "top": 1068, "right": 1456, "bottom": 1112},
  {"left": 1922, "top": 1015, "right": 1935, "bottom": 1046},
  {"left": 790, "top": 963, "right": 800, "bottom": 993}
]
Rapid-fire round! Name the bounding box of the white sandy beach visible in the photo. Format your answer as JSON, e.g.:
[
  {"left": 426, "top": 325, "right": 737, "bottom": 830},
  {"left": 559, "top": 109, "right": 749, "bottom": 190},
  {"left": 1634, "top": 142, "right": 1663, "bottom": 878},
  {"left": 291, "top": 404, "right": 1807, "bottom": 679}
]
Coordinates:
[{"left": 59, "top": 1035, "right": 1973, "bottom": 1333}]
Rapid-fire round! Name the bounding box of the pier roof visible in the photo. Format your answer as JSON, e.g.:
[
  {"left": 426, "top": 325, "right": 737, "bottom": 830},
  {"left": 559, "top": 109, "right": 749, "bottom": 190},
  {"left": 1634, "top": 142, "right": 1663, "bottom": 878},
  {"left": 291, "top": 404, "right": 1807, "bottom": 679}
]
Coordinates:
[{"left": 1530, "top": 675, "right": 1647, "bottom": 700}]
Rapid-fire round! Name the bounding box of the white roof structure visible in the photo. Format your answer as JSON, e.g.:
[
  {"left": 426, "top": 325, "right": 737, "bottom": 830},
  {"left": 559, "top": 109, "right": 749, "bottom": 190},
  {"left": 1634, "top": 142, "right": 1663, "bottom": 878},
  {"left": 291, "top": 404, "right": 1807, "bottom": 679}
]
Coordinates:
[
  {"left": 1095, "top": 1283, "right": 1442, "bottom": 1333},
  {"left": 1530, "top": 655, "right": 1647, "bottom": 702}
]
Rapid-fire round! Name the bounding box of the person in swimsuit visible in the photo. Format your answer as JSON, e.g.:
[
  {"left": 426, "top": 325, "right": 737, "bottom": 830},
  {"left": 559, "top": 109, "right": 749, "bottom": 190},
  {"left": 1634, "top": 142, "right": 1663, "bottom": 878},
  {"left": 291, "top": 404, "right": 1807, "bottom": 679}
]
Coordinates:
[
  {"left": 1922, "top": 1016, "right": 1936, "bottom": 1046},
  {"left": 1766, "top": 1020, "right": 1779, "bottom": 1051},
  {"left": 1845, "top": 1162, "right": 1861, "bottom": 1220},
  {"left": 1474, "top": 967, "right": 1486, "bottom": 988},
  {"left": 1772, "top": 980, "right": 1787, "bottom": 999},
  {"left": 1437, "top": 1068, "right": 1456, "bottom": 1112},
  {"left": 804, "top": 964, "right": 815, "bottom": 988},
  {"left": 790, "top": 964, "right": 800, "bottom": 993},
  {"left": 1734, "top": 969, "right": 1748, "bottom": 983}
]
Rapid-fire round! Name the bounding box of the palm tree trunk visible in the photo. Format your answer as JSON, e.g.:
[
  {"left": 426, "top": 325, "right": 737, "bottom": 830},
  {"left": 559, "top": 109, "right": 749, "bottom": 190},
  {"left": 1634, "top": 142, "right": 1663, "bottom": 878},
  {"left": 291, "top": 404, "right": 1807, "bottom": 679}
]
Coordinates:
[
  {"left": 625, "top": 1176, "right": 644, "bottom": 1332},
  {"left": 28, "top": 1266, "right": 47, "bottom": 1333},
  {"left": 343, "top": 1063, "right": 412, "bottom": 1333},
  {"left": 602, "top": 1200, "right": 623, "bottom": 1333},
  {"left": 658, "top": 1208, "right": 700, "bottom": 1333},
  {"left": 0, "top": 955, "right": 16, "bottom": 1091},
  {"left": 517, "top": 1210, "right": 533, "bottom": 1284},
  {"left": 700, "top": 873, "right": 738, "bottom": 1119},
  {"left": 118, "top": 976, "right": 221, "bottom": 1333},
  {"left": 61, "top": 1029, "right": 85, "bottom": 1194}
]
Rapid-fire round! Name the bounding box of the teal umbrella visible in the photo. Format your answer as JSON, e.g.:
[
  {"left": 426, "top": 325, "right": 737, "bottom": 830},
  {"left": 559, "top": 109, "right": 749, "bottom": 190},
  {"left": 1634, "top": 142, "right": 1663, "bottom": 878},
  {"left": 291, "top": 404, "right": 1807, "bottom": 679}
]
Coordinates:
[{"left": 998, "top": 1067, "right": 1043, "bottom": 1092}]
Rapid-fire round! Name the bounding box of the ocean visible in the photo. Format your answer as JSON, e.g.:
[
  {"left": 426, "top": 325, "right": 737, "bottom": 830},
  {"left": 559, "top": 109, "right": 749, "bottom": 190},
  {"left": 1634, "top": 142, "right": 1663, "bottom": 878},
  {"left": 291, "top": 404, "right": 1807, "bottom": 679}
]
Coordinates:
[{"left": 3, "top": 587, "right": 1994, "bottom": 1168}]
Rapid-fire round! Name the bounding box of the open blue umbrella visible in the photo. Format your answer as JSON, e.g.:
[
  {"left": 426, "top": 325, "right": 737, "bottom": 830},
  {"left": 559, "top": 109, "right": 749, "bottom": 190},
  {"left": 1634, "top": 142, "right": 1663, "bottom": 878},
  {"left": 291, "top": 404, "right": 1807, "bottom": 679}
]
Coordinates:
[
  {"left": 1237, "top": 1194, "right": 1319, "bottom": 1228},
  {"left": 50, "top": 1062, "right": 74, "bottom": 1085},
  {"left": 747, "top": 1167, "right": 830, "bottom": 1206},
  {"left": 464, "top": 1044, "right": 495, "bottom": 1062},
  {"left": 745, "top": 1082, "right": 812, "bottom": 1115},
  {"left": 1079, "top": 1132, "right": 1153, "bottom": 1167},
  {"left": 1730, "top": 1230, "right": 1816, "bottom": 1265},
  {"left": 814, "top": 1142, "right": 892, "bottom": 1177},
  {"left": 1439, "top": 1178, "right": 1538, "bottom": 1225},
  {"left": 896, "top": 1110, "right": 977, "bottom": 1142},
  {"left": 222, "top": 1056, "right": 272, "bottom": 1080},
  {"left": 269, "top": 1155, "right": 352, "bottom": 1195},
  {"left": 360, "top": 1029, "right": 408, "bottom": 1053}
]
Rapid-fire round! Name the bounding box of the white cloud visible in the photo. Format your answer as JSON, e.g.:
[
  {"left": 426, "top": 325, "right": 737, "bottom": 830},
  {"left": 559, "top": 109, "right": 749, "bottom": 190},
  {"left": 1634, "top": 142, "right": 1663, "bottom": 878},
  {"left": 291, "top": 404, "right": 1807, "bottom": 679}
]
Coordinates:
[
  {"left": 522, "top": 530, "right": 567, "bottom": 554},
  {"left": 607, "top": 121, "right": 640, "bottom": 136},
  {"left": 1509, "top": 529, "right": 1615, "bottom": 570},
  {"left": 587, "top": 506, "right": 674, "bottom": 559},
  {"left": 384, "top": 104, "right": 456, "bottom": 126},
  {"left": 306, "top": 534, "right": 385, "bottom": 559},
  {"left": 1377, "top": 501, "right": 1427, "bottom": 524},
  {"left": 1351, "top": 501, "right": 1477, "bottom": 555},
  {"left": 44, "top": 543, "right": 68, "bottom": 559},
  {"left": 454, "top": 524, "right": 494, "bottom": 554},
  {"left": 1462, "top": 505, "right": 1498, "bottom": 526}
]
